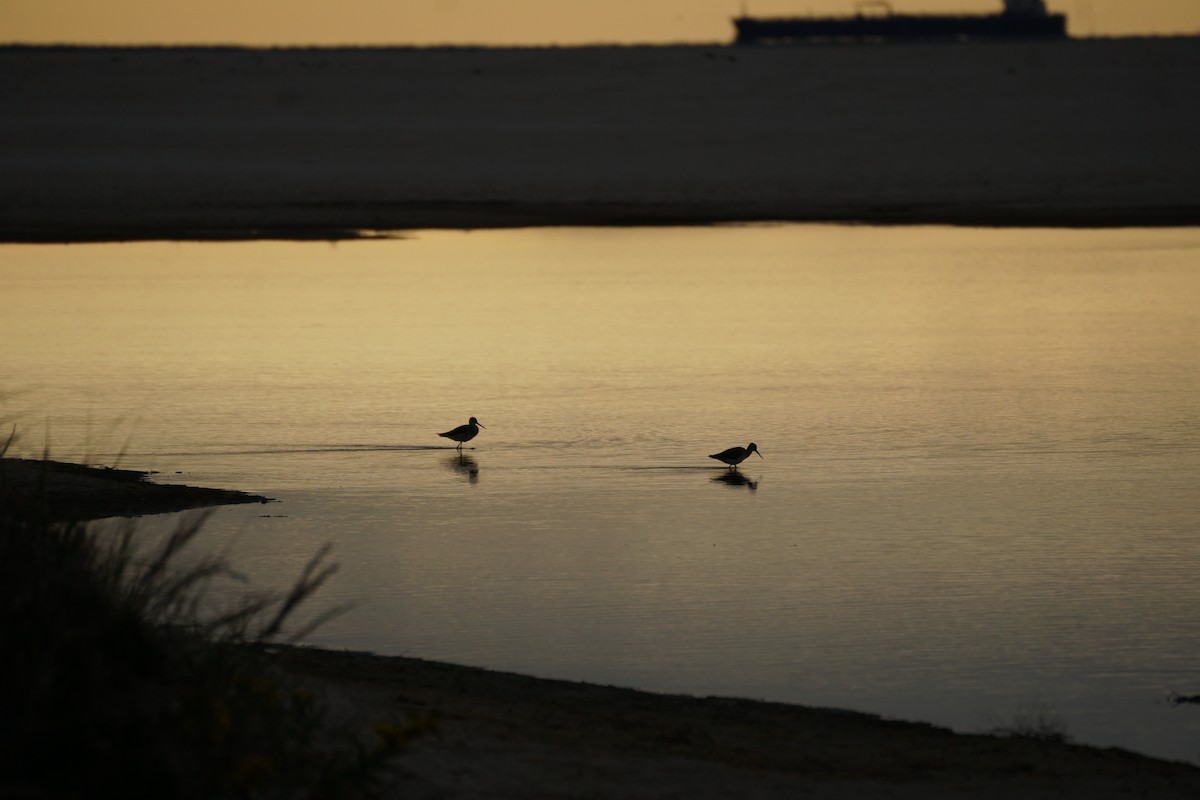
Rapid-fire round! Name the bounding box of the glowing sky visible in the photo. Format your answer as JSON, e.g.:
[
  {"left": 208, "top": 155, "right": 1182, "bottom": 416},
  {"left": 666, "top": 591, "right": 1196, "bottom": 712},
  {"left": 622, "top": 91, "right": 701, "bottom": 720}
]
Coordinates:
[{"left": 3, "top": 0, "right": 1198, "bottom": 45}]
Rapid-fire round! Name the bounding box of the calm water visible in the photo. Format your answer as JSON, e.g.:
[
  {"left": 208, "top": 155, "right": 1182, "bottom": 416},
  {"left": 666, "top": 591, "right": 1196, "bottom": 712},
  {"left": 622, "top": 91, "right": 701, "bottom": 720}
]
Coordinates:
[{"left": 4, "top": 226, "right": 1200, "bottom": 761}]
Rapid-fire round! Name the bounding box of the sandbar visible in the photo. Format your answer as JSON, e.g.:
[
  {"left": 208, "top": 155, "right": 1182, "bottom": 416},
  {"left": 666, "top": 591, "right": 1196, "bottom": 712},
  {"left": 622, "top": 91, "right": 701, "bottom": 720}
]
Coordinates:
[{"left": 2, "top": 39, "right": 1198, "bottom": 241}]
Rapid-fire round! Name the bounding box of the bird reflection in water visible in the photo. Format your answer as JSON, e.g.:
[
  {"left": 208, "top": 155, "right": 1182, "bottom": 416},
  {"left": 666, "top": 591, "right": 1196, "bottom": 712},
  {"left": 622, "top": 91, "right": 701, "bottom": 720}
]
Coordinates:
[
  {"left": 712, "top": 470, "right": 758, "bottom": 492},
  {"left": 445, "top": 453, "right": 479, "bottom": 484}
]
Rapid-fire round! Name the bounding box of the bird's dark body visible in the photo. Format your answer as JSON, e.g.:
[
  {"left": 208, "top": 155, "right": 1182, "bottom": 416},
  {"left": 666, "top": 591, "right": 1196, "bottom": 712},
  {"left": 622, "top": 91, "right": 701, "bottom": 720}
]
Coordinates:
[
  {"left": 439, "top": 416, "right": 484, "bottom": 447},
  {"left": 709, "top": 442, "right": 762, "bottom": 468}
]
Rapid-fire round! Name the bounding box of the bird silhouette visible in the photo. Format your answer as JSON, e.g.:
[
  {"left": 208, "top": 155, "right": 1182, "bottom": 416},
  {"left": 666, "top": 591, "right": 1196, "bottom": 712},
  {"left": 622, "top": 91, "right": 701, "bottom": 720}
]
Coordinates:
[
  {"left": 438, "top": 417, "right": 485, "bottom": 450},
  {"left": 709, "top": 442, "right": 762, "bottom": 469}
]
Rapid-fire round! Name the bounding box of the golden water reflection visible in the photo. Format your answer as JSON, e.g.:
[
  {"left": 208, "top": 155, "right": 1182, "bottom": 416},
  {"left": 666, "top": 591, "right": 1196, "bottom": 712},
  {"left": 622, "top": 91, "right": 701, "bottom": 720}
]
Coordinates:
[{"left": 3, "top": 225, "right": 1200, "bottom": 761}]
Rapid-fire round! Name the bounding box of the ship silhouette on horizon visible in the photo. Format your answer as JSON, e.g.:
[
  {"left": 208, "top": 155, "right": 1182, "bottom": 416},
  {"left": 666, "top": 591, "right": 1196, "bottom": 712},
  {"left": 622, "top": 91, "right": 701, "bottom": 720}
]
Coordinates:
[{"left": 734, "top": 0, "right": 1067, "bottom": 44}]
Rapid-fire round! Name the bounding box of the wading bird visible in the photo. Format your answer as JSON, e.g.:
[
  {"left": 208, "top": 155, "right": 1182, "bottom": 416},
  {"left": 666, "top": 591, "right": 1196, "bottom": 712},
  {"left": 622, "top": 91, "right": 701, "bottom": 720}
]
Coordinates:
[
  {"left": 439, "top": 417, "right": 484, "bottom": 449},
  {"left": 709, "top": 442, "right": 762, "bottom": 469}
]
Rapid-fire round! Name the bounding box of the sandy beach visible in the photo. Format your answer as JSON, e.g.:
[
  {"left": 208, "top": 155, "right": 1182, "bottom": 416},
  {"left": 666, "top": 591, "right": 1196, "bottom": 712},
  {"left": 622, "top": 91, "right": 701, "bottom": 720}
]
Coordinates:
[
  {"left": 276, "top": 644, "right": 1200, "bottom": 799},
  {"left": 2, "top": 38, "right": 1199, "bottom": 241}
]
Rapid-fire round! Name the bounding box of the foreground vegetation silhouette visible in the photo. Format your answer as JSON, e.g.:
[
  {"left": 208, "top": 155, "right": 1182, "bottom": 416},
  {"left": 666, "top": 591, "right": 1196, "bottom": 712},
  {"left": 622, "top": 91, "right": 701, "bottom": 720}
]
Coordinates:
[{"left": 1, "top": 435, "right": 424, "bottom": 799}]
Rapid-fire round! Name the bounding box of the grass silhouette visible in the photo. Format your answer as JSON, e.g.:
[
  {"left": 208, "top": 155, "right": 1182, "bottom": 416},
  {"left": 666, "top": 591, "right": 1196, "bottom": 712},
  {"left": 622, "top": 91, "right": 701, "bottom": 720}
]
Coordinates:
[{"left": 1, "top": 430, "right": 425, "bottom": 799}]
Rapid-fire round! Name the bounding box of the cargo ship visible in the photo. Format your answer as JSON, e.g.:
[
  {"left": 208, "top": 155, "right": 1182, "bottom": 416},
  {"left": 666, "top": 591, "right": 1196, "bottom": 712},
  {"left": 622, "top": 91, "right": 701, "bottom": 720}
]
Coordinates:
[{"left": 733, "top": 0, "right": 1067, "bottom": 44}]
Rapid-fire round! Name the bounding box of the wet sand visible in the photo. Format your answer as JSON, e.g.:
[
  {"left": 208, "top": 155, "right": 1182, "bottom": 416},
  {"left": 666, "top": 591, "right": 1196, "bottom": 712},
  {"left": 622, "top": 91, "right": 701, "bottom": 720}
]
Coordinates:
[
  {"left": 2, "top": 38, "right": 1199, "bottom": 241},
  {"left": 278, "top": 644, "right": 1200, "bottom": 799}
]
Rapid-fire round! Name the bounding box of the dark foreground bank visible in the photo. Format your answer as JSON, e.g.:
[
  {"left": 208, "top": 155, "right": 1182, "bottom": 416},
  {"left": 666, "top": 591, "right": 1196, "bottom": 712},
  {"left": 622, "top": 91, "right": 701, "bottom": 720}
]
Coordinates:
[{"left": 275, "top": 644, "right": 1200, "bottom": 799}]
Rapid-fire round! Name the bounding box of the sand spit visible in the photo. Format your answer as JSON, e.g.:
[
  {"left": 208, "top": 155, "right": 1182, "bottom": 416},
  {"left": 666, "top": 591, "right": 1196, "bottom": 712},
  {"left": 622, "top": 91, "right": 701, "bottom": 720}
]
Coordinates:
[
  {"left": 0, "top": 457, "right": 271, "bottom": 520},
  {"left": 2, "top": 39, "right": 1199, "bottom": 241}
]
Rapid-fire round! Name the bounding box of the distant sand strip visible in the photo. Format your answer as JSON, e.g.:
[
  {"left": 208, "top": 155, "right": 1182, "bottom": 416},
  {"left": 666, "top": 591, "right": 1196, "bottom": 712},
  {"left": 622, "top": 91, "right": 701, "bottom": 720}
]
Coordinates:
[{"left": 2, "top": 39, "right": 1198, "bottom": 241}]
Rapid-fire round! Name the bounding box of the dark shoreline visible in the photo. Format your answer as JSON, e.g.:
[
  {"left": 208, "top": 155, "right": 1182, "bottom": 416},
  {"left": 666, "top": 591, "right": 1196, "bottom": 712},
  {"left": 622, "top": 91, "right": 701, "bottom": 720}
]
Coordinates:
[
  {"left": 274, "top": 643, "right": 1200, "bottom": 798},
  {"left": 5, "top": 203, "right": 1199, "bottom": 245}
]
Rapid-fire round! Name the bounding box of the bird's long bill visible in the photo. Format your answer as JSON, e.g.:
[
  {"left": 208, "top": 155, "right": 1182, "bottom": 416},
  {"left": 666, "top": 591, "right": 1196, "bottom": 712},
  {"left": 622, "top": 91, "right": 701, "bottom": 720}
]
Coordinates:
[
  {"left": 755, "top": 449, "right": 764, "bottom": 458},
  {"left": 476, "top": 422, "right": 486, "bottom": 428}
]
